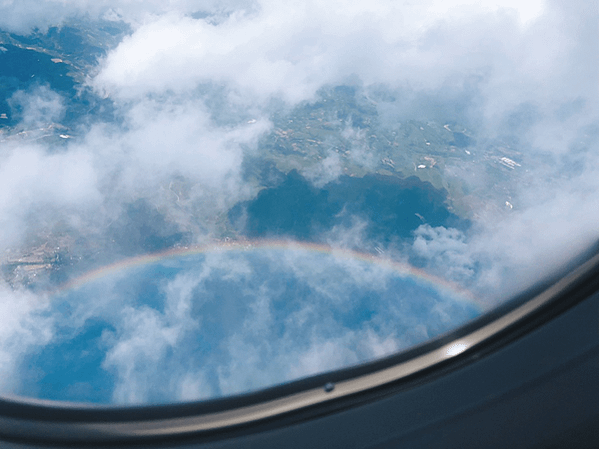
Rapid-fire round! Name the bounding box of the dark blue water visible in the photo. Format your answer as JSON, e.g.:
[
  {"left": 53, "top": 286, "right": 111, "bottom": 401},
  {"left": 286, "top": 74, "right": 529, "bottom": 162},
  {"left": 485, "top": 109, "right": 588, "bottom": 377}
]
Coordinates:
[
  {"left": 0, "top": 44, "right": 75, "bottom": 123},
  {"left": 0, "top": 44, "right": 74, "bottom": 91},
  {"left": 230, "top": 170, "right": 468, "bottom": 244}
]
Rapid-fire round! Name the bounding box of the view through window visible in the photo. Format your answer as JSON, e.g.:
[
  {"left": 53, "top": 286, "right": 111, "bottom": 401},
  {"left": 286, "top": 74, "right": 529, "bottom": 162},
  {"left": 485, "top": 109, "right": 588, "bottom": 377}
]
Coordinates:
[{"left": 0, "top": 0, "right": 597, "bottom": 405}]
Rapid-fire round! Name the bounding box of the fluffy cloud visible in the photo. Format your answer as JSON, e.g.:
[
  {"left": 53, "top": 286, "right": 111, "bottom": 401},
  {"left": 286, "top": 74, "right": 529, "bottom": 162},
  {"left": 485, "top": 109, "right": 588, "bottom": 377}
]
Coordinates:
[
  {"left": 0, "top": 286, "right": 53, "bottom": 393},
  {"left": 8, "top": 86, "right": 64, "bottom": 128},
  {"left": 102, "top": 305, "right": 195, "bottom": 404},
  {"left": 81, "top": 97, "right": 269, "bottom": 200},
  {"left": 412, "top": 176, "right": 599, "bottom": 302},
  {"left": 88, "top": 0, "right": 577, "bottom": 110},
  {"left": 412, "top": 225, "right": 475, "bottom": 283},
  {"left": 0, "top": 144, "right": 100, "bottom": 251},
  {"left": 301, "top": 152, "right": 343, "bottom": 188}
]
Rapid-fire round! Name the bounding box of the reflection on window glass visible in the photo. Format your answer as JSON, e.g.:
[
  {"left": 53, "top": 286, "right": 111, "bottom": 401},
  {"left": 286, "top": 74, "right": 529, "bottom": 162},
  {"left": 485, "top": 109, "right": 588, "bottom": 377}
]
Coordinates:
[{"left": 0, "top": 0, "right": 597, "bottom": 405}]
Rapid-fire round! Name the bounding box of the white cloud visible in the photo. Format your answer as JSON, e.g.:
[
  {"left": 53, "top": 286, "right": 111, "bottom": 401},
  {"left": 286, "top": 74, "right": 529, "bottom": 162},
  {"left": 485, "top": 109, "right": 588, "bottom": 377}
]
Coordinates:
[
  {"left": 412, "top": 225, "right": 475, "bottom": 283},
  {"left": 0, "top": 144, "right": 100, "bottom": 251},
  {"left": 288, "top": 336, "right": 360, "bottom": 379},
  {"left": 0, "top": 286, "right": 53, "bottom": 393},
  {"left": 88, "top": 0, "right": 559, "bottom": 108},
  {"left": 470, "top": 183, "right": 599, "bottom": 300},
  {"left": 83, "top": 97, "right": 268, "bottom": 194},
  {"left": 8, "top": 86, "right": 64, "bottom": 128},
  {"left": 177, "top": 371, "right": 213, "bottom": 401},
  {"left": 102, "top": 302, "right": 197, "bottom": 404},
  {"left": 301, "top": 152, "right": 343, "bottom": 188},
  {"left": 412, "top": 174, "right": 599, "bottom": 303}
]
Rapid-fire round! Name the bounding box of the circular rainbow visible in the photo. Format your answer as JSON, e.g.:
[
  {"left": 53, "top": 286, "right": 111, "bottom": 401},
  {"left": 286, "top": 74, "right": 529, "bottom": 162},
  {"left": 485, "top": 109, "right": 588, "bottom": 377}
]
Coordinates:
[{"left": 55, "top": 239, "right": 481, "bottom": 309}]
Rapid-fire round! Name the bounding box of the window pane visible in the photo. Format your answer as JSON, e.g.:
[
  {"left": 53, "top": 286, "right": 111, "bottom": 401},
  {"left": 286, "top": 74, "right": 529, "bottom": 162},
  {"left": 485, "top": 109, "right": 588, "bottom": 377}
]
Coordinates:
[{"left": 0, "top": 0, "right": 597, "bottom": 405}]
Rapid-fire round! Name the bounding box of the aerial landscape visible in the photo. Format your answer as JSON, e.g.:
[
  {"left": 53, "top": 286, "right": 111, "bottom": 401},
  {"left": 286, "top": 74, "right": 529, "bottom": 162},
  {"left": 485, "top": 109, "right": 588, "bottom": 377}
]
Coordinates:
[{"left": 0, "top": 0, "right": 596, "bottom": 405}]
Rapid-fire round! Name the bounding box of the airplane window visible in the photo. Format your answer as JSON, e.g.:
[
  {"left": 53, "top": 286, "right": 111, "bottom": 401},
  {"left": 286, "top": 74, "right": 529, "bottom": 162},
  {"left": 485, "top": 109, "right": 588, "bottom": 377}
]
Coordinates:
[{"left": 0, "top": 0, "right": 596, "bottom": 416}]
